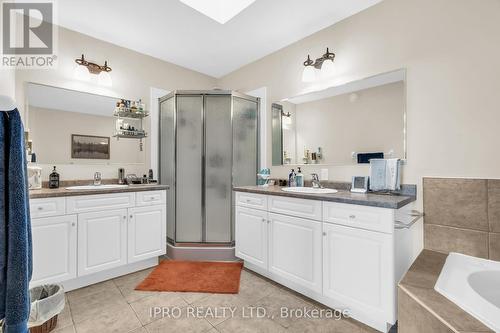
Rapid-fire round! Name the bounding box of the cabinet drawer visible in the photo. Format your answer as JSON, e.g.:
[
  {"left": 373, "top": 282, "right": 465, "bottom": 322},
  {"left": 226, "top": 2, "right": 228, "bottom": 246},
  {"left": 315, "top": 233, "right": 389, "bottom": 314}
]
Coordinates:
[
  {"left": 136, "top": 190, "right": 166, "bottom": 207},
  {"left": 235, "top": 192, "right": 267, "bottom": 210},
  {"left": 67, "top": 192, "right": 135, "bottom": 214},
  {"left": 323, "top": 202, "right": 394, "bottom": 234},
  {"left": 268, "top": 196, "right": 322, "bottom": 221},
  {"left": 30, "top": 197, "right": 65, "bottom": 218}
]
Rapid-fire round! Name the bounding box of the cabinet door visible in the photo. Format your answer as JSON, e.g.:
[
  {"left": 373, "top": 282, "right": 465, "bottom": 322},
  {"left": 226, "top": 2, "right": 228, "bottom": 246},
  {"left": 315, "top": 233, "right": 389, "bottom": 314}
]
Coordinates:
[
  {"left": 78, "top": 209, "right": 128, "bottom": 276},
  {"left": 268, "top": 213, "right": 322, "bottom": 293},
  {"left": 128, "top": 205, "right": 166, "bottom": 263},
  {"left": 235, "top": 206, "right": 268, "bottom": 269},
  {"left": 31, "top": 215, "right": 77, "bottom": 286},
  {"left": 323, "top": 223, "right": 394, "bottom": 321}
]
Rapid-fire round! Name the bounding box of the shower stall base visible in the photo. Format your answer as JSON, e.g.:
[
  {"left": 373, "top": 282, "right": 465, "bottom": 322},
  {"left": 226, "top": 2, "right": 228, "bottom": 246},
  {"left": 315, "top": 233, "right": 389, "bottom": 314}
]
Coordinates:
[
  {"left": 160, "top": 90, "right": 259, "bottom": 260},
  {"left": 166, "top": 243, "right": 237, "bottom": 261}
]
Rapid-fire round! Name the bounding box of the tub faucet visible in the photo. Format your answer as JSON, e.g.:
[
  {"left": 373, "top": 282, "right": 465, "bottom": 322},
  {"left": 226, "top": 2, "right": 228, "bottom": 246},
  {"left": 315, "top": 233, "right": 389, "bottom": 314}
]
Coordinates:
[
  {"left": 93, "top": 172, "right": 102, "bottom": 186},
  {"left": 311, "top": 173, "right": 323, "bottom": 188}
]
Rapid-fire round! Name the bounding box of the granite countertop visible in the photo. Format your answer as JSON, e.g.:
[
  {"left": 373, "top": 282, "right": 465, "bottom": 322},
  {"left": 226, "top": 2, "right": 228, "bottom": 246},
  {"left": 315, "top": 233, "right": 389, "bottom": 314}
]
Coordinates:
[
  {"left": 29, "top": 184, "right": 169, "bottom": 199},
  {"left": 233, "top": 185, "right": 415, "bottom": 209},
  {"left": 398, "top": 250, "right": 493, "bottom": 332}
]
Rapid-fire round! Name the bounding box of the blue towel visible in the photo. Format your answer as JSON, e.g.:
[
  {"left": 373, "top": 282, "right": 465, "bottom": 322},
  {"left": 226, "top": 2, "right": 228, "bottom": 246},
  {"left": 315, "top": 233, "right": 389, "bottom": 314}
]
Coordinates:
[{"left": 0, "top": 110, "right": 33, "bottom": 333}]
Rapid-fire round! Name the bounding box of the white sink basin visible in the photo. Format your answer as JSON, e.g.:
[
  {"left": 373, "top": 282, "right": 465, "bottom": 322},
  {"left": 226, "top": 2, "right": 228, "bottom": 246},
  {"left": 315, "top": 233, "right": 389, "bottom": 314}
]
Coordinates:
[
  {"left": 65, "top": 184, "right": 129, "bottom": 190},
  {"left": 281, "top": 187, "right": 338, "bottom": 194}
]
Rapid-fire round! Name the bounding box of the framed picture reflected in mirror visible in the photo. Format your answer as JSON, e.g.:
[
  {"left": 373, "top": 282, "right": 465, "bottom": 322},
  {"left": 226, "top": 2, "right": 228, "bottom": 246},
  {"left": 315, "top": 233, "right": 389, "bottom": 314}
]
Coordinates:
[{"left": 71, "top": 134, "right": 110, "bottom": 159}]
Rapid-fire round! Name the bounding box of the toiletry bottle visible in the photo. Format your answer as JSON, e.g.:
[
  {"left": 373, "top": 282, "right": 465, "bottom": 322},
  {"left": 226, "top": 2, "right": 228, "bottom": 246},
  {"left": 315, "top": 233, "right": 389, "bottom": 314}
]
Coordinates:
[
  {"left": 148, "top": 169, "right": 154, "bottom": 181},
  {"left": 49, "top": 166, "right": 60, "bottom": 189},
  {"left": 296, "top": 167, "right": 304, "bottom": 187},
  {"left": 288, "top": 169, "right": 297, "bottom": 187}
]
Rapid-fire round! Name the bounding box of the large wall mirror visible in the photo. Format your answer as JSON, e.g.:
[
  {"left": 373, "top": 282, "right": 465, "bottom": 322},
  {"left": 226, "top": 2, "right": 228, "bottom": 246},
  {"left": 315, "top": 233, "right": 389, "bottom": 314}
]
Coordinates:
[
  {"left": 27, "top": 83, "right": 146, "bottom": 166},
  {"left": 272, "top": 69, "right": 406, "bottom": 166}
]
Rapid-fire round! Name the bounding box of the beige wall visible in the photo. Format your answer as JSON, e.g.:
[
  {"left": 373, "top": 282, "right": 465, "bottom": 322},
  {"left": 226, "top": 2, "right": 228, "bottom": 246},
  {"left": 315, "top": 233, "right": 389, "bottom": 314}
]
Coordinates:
[
  {"left": 284, "top": 81, "right": 404, "bottom": 165},
  {"left": 16, "top": 26, "right": 216, "bottom": 181},
  {"left": 0, "top": 68, "right": 15, "bottom": 101},
  {"left": 219, "top": 0, "right": 500, "bottom": 208}
]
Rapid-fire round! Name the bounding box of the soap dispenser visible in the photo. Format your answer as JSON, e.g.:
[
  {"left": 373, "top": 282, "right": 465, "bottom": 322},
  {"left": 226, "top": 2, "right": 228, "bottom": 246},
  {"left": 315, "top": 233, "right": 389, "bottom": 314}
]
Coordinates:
[
  {"left": 288, "top": 169, "right": 297, "bottom": 187},
  {"left": 49, "top": 166, "right": 60, "bottom": 189},
  {"left": 296, "top": 167, "right": 304, "bottom": 187}
]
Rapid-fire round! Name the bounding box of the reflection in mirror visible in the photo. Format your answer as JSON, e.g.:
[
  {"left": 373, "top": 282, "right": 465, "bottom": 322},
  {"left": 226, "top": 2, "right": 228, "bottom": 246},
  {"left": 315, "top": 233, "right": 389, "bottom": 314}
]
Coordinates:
[
  {"left": 272, "top": 69, "right": 406, "bottom": 166},
  {"left": 27, "top": 83, "right": 145, "bottom": 166}
]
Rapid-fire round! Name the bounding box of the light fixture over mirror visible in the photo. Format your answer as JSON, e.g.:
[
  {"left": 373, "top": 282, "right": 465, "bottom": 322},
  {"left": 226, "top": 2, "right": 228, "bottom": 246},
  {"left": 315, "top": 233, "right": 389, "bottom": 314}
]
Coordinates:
[
  {"left": 74, "top": 54, "right": 113, "bottom": 86},
  {"left": 302, "top": 48, "right": 335, "bottom": 82}
]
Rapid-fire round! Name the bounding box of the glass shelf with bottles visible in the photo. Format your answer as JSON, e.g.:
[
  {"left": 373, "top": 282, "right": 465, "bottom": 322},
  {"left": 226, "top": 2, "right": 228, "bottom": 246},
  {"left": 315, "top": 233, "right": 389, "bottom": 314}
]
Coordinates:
[
  {"left": 113, "top": 129, "right": 147, "bottom": 139},
  {"left": 114, "top": 99, "right": 148, "bottom": 119}
]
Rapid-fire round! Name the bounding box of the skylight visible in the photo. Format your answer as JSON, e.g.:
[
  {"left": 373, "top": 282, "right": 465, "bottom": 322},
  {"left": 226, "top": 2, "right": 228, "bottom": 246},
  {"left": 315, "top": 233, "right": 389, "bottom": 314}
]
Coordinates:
[{"left": 179, "top": 0, "right": 256, "bottom": 24}]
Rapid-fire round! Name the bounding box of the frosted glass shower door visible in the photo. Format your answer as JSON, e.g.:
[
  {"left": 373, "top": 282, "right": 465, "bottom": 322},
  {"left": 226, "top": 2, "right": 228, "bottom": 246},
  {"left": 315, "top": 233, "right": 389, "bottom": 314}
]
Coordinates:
[
  {"left": 176, "top": 95, "right": 203, "bottom": 242},
  {"left": 204, "top": 95, "right": 232, "bottom": 242},
  {"left": 159, "top": 96, "right": 176, "bottom": 241}
]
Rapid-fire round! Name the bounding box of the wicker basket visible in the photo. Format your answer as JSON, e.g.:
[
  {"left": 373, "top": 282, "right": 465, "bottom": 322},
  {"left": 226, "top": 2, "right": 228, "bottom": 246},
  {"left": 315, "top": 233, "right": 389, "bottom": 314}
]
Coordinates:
[{"left": 29, "top": 315, "right": 58, "bottom": 333}]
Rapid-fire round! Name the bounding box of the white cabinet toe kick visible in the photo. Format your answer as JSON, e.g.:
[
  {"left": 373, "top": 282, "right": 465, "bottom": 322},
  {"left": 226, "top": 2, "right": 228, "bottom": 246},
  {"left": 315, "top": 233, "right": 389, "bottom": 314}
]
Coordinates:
[
  {"left": 30, "top": 190, "right": 167, "bottom": 291},
  {"left": 234, "top": 191, "right": 423, "bottom": 333}
]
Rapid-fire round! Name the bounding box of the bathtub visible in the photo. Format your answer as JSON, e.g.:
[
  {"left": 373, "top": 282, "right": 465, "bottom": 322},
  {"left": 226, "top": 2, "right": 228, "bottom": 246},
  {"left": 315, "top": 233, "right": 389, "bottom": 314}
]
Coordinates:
[{"left": 435, "top": 252, "right": 500, "bottom": 332}]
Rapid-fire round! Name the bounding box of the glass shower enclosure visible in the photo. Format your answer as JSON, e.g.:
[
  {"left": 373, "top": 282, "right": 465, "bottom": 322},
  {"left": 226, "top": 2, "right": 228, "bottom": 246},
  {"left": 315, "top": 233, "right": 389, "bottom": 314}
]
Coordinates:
[{"left": 159, "top": 91, "right": 259, "bottom": 247}]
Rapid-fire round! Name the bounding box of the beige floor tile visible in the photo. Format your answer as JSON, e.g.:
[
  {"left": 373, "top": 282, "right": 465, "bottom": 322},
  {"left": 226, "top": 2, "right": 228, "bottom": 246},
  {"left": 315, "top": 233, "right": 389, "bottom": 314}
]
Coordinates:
[
  {"left": 117, "top": 280, "right": 159, "bottom": 304},
  {"left": 253, "top": 288, "right": 316, "bottom": 328},
  {"left": 69, "top": 288, "right": 129, "bottom": 324},
  {"left": 238, "top": 274, "right": 281, "bottom": 305},
  {"left": 191, "top": 293, "right": 250, "bottom": 326},
  {"left": 74, "top": 304, "right": 142, "bottom": 333},
  {"left": 53, "top": 303, "right": 73, "bottom": 330},
  {"left": 215, "top": 314, "right": 286, "bottom": 333},
  {"left": 53, "top": 325, "right": 76, "bottom": 333},
  {"left": 66, "top": 280, "right": 118, "bottom": 303},
  {"left": 130, "top": 292, "right": 188, "bottom": 325},
  {"left": 287, "top": 317, "right": 368, "bottom": 333},
  {"left": 113, "top": 268, "right": 154, "bottom": 289},
  {"left": 179, "top": 292, "right": 211, "bottom": 304},
  {"left": 128, "top": 327, "right": 148, "bottom": 333},
  {"left": 144, "top": 307, "right": 213, "bottom": 333}
]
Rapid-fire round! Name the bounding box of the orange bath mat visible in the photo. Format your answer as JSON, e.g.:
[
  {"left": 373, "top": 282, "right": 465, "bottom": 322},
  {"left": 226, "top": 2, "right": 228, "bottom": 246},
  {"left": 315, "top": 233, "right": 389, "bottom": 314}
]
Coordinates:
[{"left": 135, "top": 260, "right": 243, "bottom": 294}]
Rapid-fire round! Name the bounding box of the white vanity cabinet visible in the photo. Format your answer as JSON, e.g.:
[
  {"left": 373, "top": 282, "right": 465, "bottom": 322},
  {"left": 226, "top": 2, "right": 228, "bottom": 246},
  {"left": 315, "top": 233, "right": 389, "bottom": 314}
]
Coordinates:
[
  {"left": 78, "top": 209, "right": 128, "bottom": 276},
  {"left": 128, "top": 205, "right": 167, "bottom": 263},
  {"left": 29, "top": 189, "right": 167, "bottom": 290},
  {"left": 268, "top": 212, "right": 322, "bottom": 294},
  {"left": 234, "top": 191, "right": 421, "bottom": 333},
  {"left": 31, "top": 215, "right": 77, "bottom": 284},
  {"left": 235, "top": 206, "right": 268, "bottom": 269}
]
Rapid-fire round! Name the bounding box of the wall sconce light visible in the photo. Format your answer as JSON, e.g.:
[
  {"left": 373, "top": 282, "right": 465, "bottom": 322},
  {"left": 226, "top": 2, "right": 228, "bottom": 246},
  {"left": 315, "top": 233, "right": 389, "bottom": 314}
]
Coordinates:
[
  {"left": 74, "top": 54, "right": 113, "bottom": 87},
  {"left": 282, "top": 111, "right": 292, "bottom": 126},
  {"left": 302, "top": 47, "right": 335, "bottom": 82}
]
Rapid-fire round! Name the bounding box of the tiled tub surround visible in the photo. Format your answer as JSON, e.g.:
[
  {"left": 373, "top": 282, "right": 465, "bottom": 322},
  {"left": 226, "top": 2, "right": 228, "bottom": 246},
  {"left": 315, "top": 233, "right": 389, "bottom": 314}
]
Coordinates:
[
  {"left": 233, "top": 187, "right": 422, "bottom": 332},
  {"left": 29, "top": 186, "right": 168, "bottom": 292},
  {"left": 398, "top": 250, "right": 493, "bottom": 333},
  {"left": 423, "top": 178, "right": 500, "bottom": 260}
]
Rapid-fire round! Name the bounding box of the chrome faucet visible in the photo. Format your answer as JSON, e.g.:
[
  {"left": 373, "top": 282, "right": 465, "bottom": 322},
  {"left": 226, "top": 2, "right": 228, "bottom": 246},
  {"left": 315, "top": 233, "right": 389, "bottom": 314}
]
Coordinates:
[
  {"left": 93, "top": 172, "right": 102, "bottom": 186},
  {"left": 311, "top": 173, "right": 323, "bottom": 188}
]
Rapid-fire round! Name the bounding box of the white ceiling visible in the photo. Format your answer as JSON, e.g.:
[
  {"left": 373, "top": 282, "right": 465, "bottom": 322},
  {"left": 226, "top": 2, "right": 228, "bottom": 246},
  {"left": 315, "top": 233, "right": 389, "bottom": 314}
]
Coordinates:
[{"left": 58, "top": 0, "right": 382, "bottom": 78}]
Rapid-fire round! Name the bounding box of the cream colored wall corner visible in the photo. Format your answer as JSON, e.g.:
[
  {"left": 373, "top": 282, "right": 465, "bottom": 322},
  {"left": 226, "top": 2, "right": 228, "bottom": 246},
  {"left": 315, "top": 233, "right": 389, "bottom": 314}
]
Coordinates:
[
  {"left": 0, "top": 68, "right": 16, "bottom": 102},
  {"left": 16, "top": 25, "right": 216, "bottom": 181},
  {"left": 217, "top": 0, "right": 500, "bottom": 209}
]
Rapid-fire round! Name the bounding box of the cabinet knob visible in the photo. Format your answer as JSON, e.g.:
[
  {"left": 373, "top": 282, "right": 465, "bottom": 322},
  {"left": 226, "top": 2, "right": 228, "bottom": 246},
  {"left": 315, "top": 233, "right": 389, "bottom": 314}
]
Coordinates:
[
  {"left": 349, "top": 215, "right": 356, "bottom": 219},
  {"left": 322, "top": 232, "right": 326, "bottom": 236},
  {"left": 37, "top": 207, "right": 43, "bottom": 211},
  {"left": 123, "top": 216, "right": 127, "bottom": 220},
  {"left": 72, "top": 222, "right": 76, "bottom": 227},
  {"left": 261, "top": 218, "right": 266, "bottom": 222},
  {"left": 130, "top": 215, "right": 133, "bottom": 219}
]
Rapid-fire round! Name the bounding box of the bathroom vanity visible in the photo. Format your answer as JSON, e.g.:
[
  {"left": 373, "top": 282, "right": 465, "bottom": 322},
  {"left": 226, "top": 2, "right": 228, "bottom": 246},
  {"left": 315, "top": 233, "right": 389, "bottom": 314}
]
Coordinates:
[
  {"left": 233, "top": 185, "right": 422, "bottom": 333},
  {"left": 28, "top": 185, "right": 168, "bottom": 291}
]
